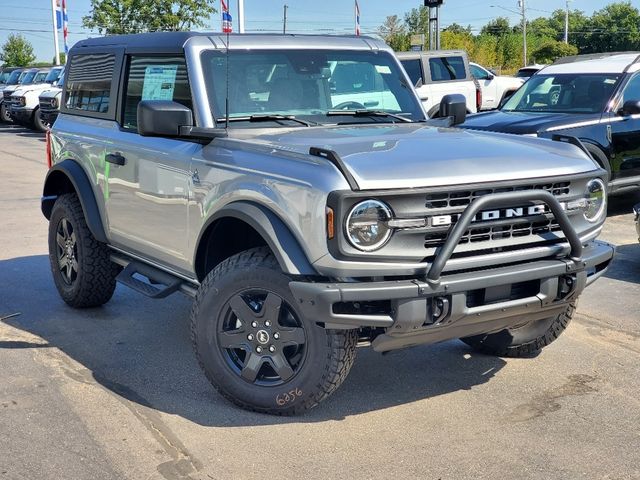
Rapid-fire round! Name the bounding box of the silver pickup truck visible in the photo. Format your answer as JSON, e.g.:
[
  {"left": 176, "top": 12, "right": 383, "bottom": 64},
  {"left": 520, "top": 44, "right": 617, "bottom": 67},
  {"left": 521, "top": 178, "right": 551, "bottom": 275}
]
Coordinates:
[{"left": 42, "top": 32, "right": 613, "bottom": 415}]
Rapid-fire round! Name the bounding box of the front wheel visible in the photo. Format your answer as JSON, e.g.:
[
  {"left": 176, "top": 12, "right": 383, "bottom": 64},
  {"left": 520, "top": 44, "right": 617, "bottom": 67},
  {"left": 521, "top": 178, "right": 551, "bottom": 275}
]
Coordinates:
[
  {"left": 0, "top": 102, "right": 11, "bottom": 123},
  {"left": 33, "top": 107, "right": 48, "bottom": 132},
  {"left": 190, "top": 247, "right": 358, "bottom": 415},
  {"left": 460, "top": 303, "right": 575, "bottom": 357}
]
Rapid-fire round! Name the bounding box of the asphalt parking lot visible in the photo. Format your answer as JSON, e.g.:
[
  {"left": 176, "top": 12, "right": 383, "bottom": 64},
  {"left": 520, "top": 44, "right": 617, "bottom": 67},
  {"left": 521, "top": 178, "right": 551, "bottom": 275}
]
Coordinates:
[{"left": 1, "top": 122, "right": 639, "bottom": 480}]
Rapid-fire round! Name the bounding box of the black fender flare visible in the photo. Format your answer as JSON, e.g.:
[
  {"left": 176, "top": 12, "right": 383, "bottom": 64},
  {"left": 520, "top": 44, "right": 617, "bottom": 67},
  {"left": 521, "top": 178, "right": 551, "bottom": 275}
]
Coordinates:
[
  {"left": 41, "top": 159, "right": 108, "bottom": 243},
  {"left": 197, "top": 201, "right": 317, "bottom": 276},
  {"left": 580, "top": 142, "right": 612, "bottom": 181}
]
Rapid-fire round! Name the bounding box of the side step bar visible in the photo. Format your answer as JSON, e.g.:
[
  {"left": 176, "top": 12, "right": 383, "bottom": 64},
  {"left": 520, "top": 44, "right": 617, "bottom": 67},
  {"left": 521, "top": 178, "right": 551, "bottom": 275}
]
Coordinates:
[{"left": 113, "top": 259, "right": 197, "bottom": 298}]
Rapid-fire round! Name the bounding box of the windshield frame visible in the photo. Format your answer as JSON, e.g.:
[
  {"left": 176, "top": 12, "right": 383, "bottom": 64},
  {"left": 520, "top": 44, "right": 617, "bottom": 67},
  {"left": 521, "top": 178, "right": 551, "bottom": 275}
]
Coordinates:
[
  {"left": 501, "top": 72, "right": 620, "bottom": 115},
  {"left": 200, "top": 48, "right": 425, "bottom": 128}
]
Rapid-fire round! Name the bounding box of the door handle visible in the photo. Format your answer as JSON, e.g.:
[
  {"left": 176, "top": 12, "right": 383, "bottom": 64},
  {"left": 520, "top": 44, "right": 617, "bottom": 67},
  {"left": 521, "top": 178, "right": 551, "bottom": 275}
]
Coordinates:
[{"left": 106, "top": 153, "right": 126, "bottom": 166}]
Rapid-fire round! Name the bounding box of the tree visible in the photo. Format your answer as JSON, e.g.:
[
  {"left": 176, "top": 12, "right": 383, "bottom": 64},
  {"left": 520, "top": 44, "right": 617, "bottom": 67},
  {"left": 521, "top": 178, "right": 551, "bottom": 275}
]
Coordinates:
[
  {"left": 531, "top": 40, "right": 578, "bottom": 63},
  {"left": 481, "top": 17, "right": 511, "bottom": 37},
  {"left": 52, "top": 53, "right": 67, "bottom": 65},
  {"left": 83, "top": 0, "right": 216, "bottom": 35},
  {"left": 579, "top": 1, "right": 640, "bottom": 53},
  {"left": 378, "top": 15, "right": 409, "bottom": 51},
  {"left": 404, "top": 6, "right": 430, "bottom": 35},
  {"left": 443, "top": 23, "right": 472, "bottom": 35},
  {"left": 0, "top": 34, "right": 36, "bottom": 67}
]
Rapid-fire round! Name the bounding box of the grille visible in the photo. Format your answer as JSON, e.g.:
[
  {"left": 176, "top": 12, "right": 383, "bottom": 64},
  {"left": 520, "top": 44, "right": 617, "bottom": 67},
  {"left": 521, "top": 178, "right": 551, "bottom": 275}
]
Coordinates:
[
  {"left": 39, "top": 99, "right": 56, "bottom": 112},
  {"left": 424, "top": 217, "right": 562, "bottom": 248},
  {"left": 425, "top": 182, "right": 571, "bottom": 209}
]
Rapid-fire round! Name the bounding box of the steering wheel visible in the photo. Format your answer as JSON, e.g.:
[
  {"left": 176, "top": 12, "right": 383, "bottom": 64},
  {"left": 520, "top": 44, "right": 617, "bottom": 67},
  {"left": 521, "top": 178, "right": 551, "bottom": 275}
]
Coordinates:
[{"left": 333, "top": 101, "right": 365, "bottom": 110}]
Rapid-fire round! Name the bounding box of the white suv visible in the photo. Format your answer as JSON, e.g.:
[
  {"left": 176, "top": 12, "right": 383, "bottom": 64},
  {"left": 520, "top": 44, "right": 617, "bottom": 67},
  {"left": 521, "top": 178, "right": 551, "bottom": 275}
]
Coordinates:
[
  {"left": 9, "top": 67, "right": 64, "bottom": 131},
  {"left": 470, "top": 62, "right": 524, "bottom": 110}
]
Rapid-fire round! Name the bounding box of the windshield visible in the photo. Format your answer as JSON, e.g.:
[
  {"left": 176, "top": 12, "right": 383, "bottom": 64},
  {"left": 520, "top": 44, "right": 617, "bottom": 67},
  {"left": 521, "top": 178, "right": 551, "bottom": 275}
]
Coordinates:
[
  {"left": 202, "top": 49, "right": 424, "bottom": 126},
  {"left": 20, "top": 71, "right": 37, "bottom": 84},
  {"left": 34, "top": 71, "right": 48, "bottom": 83},
  {"left": 0, "top": 71, "right": 9, "bottom": 84},
  {"left": 7, "top": 70, "right": 22, "bottom": 84},
  {"left": 502, "top": 73, "right": 619, "bottom": 114},
  {"left": 44, "top": 68, "right": 62, "bottom": 83}
]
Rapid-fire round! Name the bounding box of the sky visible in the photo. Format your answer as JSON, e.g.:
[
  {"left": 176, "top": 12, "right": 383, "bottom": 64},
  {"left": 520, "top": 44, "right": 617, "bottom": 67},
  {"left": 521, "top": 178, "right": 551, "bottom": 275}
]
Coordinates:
[{"left": 0, "top": 0, "right": 628, "bottom": 63}]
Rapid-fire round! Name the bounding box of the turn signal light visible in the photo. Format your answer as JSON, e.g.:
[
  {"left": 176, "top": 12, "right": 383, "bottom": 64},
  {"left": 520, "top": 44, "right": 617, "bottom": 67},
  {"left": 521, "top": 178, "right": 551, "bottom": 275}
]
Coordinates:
[{"left": 326, "top": 207, "right": 335, "bottom": 239}]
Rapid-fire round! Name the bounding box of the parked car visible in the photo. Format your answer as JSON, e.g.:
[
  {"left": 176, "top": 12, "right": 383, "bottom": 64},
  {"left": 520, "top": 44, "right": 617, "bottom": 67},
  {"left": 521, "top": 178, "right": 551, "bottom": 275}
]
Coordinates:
[
  {"left": 398, "top": 50, "right": 480, "bottom": 117},
  {"left": 43, "top": 32, "right": 612, "bottom": 415},
  {"left": 516, "top": 64, "right": 546, "bottom": 79},
  {"left": 9, "top": 66, "right": 64, "bottom": 131},
  {"left": 0, "top": 67, "right": 21, "bottom": 87},
  {"left": 461, "top": 52, "right": 640, "bottom": 194},
  {"left": 470, "top": 62, "right": 524, "bottom": 110},
  {"left": 38, "top": 80, "right": 63, "bottom": 129},
  {"left": 1, "top": 68, "right": 49, "bottom": 123},
  {"left": 0, "top": 68, "right": 25, "bottom": 121}
]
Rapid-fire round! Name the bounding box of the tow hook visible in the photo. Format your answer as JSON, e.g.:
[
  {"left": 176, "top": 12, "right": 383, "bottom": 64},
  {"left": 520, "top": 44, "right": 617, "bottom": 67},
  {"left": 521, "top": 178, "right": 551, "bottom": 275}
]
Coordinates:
[{"left": 556, "top": 274, "right": 577, "bottom": 300}]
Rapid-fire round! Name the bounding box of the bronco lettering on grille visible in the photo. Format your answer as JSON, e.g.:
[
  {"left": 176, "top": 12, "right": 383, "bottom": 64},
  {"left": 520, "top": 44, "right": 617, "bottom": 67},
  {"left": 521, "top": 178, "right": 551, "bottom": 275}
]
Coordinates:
[{"left": 430, "top": 205, "right": 548, "bottom": 227}]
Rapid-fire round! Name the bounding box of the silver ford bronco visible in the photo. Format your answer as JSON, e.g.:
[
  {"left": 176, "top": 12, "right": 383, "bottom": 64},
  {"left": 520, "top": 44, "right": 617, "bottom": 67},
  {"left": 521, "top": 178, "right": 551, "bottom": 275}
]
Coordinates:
[{"left": 42, "top": 32, "right": 614, "bottom": 414}]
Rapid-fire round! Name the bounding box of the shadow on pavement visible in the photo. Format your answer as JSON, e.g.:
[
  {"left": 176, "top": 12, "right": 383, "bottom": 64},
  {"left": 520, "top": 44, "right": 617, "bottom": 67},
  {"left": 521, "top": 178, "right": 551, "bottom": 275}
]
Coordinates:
[
  {"left": 604, "top": 243, "right": 640, "bottom": 285},
  {"left": 0, "top": 254, "right": 506, "bottom": 426}
]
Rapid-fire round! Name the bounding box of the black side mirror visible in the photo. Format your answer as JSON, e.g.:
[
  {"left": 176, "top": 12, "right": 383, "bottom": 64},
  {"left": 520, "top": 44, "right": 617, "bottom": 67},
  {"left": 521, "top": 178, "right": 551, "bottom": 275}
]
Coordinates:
[
  {"left": 620, "top": 99, "right": 640, "bottom": 117},
  {"left": 440, "top": 94, "right": 467, "bottom": 126},
  {"left": 486, "top": 73, "right": 495, "bottom": 80},
  {"left": 137, "top": 100, "right": 193, "bottom": 136}
]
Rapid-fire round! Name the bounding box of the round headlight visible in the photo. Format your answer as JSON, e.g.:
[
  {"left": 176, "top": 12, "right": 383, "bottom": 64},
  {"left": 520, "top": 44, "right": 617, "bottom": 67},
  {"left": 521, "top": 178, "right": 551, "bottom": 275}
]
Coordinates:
[
  {"left": 345, "top": 200, "right": 393, "bottom": 251},
  {"left": 584, "top": 178, "right": 606, "bottom": 222},
  {"left": 51, "top": 97, "right": 58, "bottom": 109}
]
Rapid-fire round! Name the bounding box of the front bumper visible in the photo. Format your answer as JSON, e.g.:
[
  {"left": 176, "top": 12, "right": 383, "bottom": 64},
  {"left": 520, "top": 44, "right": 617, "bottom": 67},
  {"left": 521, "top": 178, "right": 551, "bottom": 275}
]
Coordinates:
[
  {"left": 40, "top": 110, "right": 58, "bottom": 125},
  {"left": 289, "top": 240, "right": 614, "bottom": 352},
  {"left": 10, "top": 108, "right": 33, "bottom": 123}
]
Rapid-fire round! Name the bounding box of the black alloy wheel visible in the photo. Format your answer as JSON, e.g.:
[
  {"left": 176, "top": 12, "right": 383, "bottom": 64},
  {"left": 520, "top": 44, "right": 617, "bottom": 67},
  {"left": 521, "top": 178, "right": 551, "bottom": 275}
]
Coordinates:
[{"left": 218, "top": 290, "right": 307, "bottom": 386}]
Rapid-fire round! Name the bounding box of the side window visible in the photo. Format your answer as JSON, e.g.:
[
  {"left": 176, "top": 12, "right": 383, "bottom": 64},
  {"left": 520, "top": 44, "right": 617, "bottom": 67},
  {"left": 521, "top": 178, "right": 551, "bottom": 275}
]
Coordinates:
[
  {"left": 66, "top": 53, "right": 115, "bottom": 114},
  {"left": 429, "top": 56, "right": 466, "bottom": 82},
  {"left": 470, "top": 64, "right": 487, "bottom": 80},
  {"left": 122, "top": 56, "right": 190, "bottom": 131},
  {"left": 623, "top": 74, "right": 640, "bottom": 104},
  {"left": 401, "top": 59, "right": 423, "bottom": 86}
]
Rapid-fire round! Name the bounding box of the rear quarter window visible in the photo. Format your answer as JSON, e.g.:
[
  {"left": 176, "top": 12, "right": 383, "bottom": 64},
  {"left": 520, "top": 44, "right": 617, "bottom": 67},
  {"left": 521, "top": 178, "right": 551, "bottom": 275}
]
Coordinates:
[
  {"left": 429, "top": 56, "right": 466, "bottom": 81},
  {"left": 401, "top": 59, "right": 423, "bottom": 86},
  {"left": 65, "top": 53, "right": 116, "bottom": 115}
]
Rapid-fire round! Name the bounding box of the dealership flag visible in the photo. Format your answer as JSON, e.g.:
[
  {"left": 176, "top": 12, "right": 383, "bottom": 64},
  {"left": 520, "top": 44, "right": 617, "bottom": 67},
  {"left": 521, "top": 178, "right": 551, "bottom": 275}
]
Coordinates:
[
  {"left": 221, "top": 0, "right": 233, "bottom": 33},
  {"left": 355, "top": 0, "right": 361, "bottom": 36},
  {"left": 62, "top": 0, "right": 68, "bottom": 53}
]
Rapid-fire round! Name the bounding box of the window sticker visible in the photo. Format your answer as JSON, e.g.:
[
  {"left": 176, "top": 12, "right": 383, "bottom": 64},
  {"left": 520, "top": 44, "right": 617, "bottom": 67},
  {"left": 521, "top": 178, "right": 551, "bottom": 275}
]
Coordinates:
[
  {"left": 142, "top": 65, "right": 178, "bottom": 101},
  {"left": 375, "top": 65, "right": 392, "bottom": 75}
]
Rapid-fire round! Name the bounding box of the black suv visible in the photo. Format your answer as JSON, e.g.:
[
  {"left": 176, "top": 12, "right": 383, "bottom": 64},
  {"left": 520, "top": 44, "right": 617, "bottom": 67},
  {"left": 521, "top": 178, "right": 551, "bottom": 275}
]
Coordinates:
[{"left": 461, "top": 52, "right": 640, "bottom": 194}]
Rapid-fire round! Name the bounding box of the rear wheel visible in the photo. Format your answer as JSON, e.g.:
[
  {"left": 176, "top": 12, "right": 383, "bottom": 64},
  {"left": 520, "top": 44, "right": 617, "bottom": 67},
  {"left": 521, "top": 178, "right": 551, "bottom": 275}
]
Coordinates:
[
  {"left": 191, "top": 247, "right": 358, "bottom": 415},
  {"left": 48, "top": 193, "right": 119, "bottom": 308},
  {"left": 460, "top": 303, "right": 575, "bottom": 357}
]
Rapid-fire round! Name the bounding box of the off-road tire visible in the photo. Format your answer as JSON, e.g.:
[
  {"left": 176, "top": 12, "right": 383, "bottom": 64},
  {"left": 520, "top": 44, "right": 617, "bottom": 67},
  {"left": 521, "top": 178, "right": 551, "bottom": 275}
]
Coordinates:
[
  {"left": 460, "top": 303, "right": 575, "bottom": 358},
  {"left": 48, "top": 193, "right": 119, "bottom": 308},
  {"left": 190, "top": 247, "right": 358, "bottom": 415},
  {"left": 0, "top": 102, "right": 11, "bottom": 123},
  {"left": 33, "top": 107, "right": 47, "bottom": 132}
]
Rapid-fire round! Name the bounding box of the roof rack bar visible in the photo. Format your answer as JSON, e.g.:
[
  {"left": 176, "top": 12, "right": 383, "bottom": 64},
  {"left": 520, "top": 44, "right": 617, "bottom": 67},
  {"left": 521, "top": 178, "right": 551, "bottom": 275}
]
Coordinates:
[{"left": 552, "top": 51, "right": 638, "bottom": 65}]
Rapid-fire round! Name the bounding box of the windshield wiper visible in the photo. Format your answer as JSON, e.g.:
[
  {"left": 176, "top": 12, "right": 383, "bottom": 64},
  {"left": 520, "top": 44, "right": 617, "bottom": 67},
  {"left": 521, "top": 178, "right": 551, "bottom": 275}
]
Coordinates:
[
  {"left": 326, "top": 110, "right": 413, "bottom": 123},
  {"left": 217, "top": 115, "right": 317, "bottom": 127}
]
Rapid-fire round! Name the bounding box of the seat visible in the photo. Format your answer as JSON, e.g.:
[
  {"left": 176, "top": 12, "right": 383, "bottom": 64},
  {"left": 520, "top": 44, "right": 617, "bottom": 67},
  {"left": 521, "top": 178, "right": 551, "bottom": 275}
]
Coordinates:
[{"left": 267, "top": 77, "right": 304, "bottom": 111}]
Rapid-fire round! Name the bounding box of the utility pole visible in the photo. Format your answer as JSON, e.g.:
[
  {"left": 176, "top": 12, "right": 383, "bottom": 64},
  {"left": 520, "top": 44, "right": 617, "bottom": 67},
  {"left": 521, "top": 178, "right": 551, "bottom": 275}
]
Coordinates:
[
  {"left": 50, "top": 0, "right": 60, "bottom": 65},
  {"left": 283, "top": 4, "right": 288, "bottom": 34},
  {"left": 237, "top": 0, "right": 245, "bottom": 33},
  {"left": 564, "top": 0, "right": 571, "bottom": 43},
  {"left": 519, "top": 0, "right": 527, "bottom": 66}
]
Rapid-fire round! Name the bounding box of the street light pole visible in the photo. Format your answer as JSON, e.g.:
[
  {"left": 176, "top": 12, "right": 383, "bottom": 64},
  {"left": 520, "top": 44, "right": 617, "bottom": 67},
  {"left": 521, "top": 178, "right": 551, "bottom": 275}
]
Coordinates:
[
  {"left": 237, "top": 0, "right": 245, "bottom": 33},
  {"left": 519, "top": 0, "right": 526, "bottom": 67},
  {"left": 564, "top": 0, "right": 571, "bottom": 43},
  {"left": 283, "top": 4, "right": 288, "bottom": 34},
  {"left": 50, "top": 0, "right": 60, "bottom": 66}
]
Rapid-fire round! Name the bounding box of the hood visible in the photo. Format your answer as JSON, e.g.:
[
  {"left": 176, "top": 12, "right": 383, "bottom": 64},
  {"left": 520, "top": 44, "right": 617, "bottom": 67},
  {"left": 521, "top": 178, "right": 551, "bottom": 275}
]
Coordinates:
[
  {"left": 39, "top": 87, "right": 62, "bottom": 99},
  {"left": 11, "top": 84, "right": 53, "bottom": 96},
  {"left": 234, "top": 123, "right": 597, "bottom": 190},
  {"left": 461, "top": 110, "right": 599, "bottom": 135}
]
